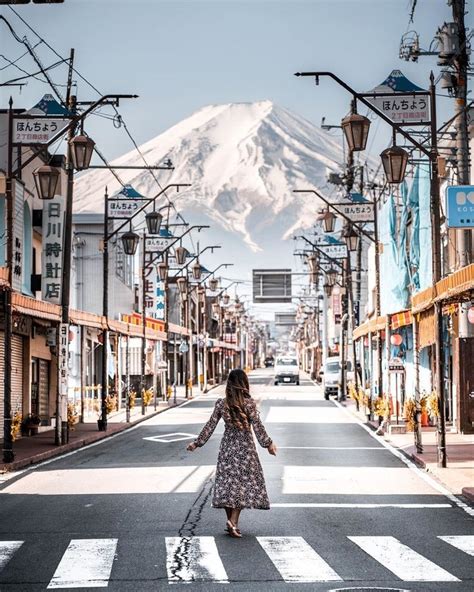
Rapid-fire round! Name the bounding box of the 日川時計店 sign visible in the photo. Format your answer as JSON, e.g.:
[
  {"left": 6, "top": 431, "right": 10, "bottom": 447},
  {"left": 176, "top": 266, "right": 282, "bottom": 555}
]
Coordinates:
[{"left": 446, "top": 185, "right": 474, "bottom": 228}]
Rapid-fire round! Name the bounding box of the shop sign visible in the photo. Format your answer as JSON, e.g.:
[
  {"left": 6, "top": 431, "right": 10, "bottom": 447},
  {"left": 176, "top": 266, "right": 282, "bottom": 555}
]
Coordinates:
[
  {"left": 388, "top": 357, "right": 405, "bottom": 372},
  {"left": 42, "top": 196, "right": 65, "bottom": 304},
  {"left": 13, "top": 117, "right": 68, "bottom": 144},
  {"left": 141, "top": 253, "right": 166, "bottom": 321},
  {"left": 12, "top": 182, "right": 25, "bottom": 292},
  {"left": 58, "top": 322, "right": 69, "bottom": 396},
  {"left": 333, "top": 201, "right": 374, "bottom": 222},
  {"left": 446, "top": 185, "right": 474, "bottom": 228},
  {"left": 179, "top": 341, "right": 189, "bottom": 353}
]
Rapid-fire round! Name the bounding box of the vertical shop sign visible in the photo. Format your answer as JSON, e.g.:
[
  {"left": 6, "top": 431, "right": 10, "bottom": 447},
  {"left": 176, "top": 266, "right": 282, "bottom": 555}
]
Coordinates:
[
  {"left": 42, "top": 196, "right": 65, "bottom": 304},
  {"left": 58, "top": 322, "right": 69, "bottom": 397},
  {"left": 12, "top": 182, "right": 25, "bottom": 292}
]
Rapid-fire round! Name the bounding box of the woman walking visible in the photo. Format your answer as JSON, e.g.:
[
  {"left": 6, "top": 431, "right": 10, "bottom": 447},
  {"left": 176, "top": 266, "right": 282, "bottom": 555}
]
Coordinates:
[{"left": 187, "top": 368, "right": 277, "bottom": 538}]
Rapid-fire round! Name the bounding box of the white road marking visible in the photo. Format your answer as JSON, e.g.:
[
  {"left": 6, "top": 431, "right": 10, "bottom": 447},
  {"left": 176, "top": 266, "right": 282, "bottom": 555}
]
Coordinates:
[
  {"left": 0, "top": 541, "right": 23, "bottom": 571},
  {"left": 348, "top": 536, "right": 459, "bottom": 582},
  {"left": 47, "top": 539, "right": 117, "bottom": 589},
  {"left": 257, "top": 536, "right": 342, "bottom": 582},
  {"left": 166, "top": 536, "right": 228, "bottom": 583},
  {"left": 2, "top": 466, "right": 215, "bottom": 495},
  {"left": 278, "top": 446, "right": 386, "bottom": 450},
  {"left": 282, "top": 466, "right": 441, "bottom": 495},
  {"left": 142, "top": 432, "right": 197, "bottom": 443},
  {"left": 332, "top": 398, "right": 474, "bottom": 518},
  {"left": 272, "top": 503, "right": 452, "bottom": 509},
  {"left": 266, "top": 406, "right": 355, "bottom": 423},
  {"left": 439, "top": 535, "right": 474, "bottom": 556}
]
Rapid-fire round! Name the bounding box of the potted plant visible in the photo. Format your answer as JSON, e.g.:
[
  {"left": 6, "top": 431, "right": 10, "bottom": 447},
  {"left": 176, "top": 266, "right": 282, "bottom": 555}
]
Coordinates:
[{"left": 21, "top": 413, "right": 41, "bottom": 436}]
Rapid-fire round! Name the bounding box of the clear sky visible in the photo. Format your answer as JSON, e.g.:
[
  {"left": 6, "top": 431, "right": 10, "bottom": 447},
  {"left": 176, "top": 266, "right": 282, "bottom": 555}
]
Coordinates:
[{"left": 1, "top": 0, "right": 462, "bottom": 161}]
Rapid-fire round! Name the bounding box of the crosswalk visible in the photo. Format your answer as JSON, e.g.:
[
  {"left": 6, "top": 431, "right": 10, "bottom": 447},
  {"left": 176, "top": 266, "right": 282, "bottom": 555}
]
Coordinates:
[{"left": 0, "top": 535, "right": 472, "bottom": 587}]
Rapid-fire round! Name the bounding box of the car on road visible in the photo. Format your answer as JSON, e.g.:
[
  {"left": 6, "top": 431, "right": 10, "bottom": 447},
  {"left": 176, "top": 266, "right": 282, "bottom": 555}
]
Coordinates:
[
  {"left": 264, "top": 356, "right": 275, "bottom": 367},
  {"left": 274, "top": 355, "right": 300, "bottom": 385},
  {"left": 321, "top": 357, "right": 353, "bottom": 399}
]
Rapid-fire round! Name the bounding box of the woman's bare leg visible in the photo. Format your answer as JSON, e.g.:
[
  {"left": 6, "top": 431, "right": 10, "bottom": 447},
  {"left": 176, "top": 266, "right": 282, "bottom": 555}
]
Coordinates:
[
  {"left": 225, "top": 508, "right": 232, "bottom": 520},
  {"left": 230, "top": 508, "right": 241, "bottom": 528}
]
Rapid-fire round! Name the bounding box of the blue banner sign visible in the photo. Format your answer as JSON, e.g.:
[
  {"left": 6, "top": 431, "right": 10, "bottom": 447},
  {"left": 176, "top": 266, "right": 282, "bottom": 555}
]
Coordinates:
[{"left": 446, "top": 185, "right": 474, "bottom": 228}]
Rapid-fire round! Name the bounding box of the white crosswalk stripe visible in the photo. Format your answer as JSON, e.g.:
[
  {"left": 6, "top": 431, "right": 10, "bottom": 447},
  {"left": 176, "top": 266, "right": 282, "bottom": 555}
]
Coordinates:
[
  {"left": 438, "top": 535, "right": 474, "bottom": 556},
  {"left": 47, "top": 538, "right": 118, "bottom": 589},
  {"left": 165, "top": 536, "right": 228, "bottom": 583},
  {"left": 0, "top": 541, "right": 23, "bottom": 572},
  {"left": 348, "top": 535, "right": 460, "bottom": 582},
  {"left": 257, "top": 536, "right": 342, "bottom": 582}
]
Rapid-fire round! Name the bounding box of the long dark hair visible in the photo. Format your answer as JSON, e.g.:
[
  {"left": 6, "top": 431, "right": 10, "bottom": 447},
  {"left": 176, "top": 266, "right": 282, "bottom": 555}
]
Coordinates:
[{"left": 224, "top": 369, "right": 251, "bottom": 430}]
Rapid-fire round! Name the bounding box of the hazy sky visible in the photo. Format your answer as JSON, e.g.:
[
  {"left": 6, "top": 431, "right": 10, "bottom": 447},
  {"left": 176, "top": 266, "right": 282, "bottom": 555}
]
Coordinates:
[{"left": 1, "top": 0, "right": 461, "bottom": 161}]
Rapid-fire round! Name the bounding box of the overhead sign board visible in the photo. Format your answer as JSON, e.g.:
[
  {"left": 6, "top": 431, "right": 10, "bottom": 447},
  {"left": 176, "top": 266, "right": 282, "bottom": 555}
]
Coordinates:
[
  {"left": 333, "top": 201, "right": 374, "bottom": 222},
  {"left": 446, "top": 185, "right": 474, "bottom": 228},
  {"left": 13, "top": 117, "right": 68, "bottom": 144},
  {"left": 253, "top": 269, "right": 292, "bottom": 303},
  {"left": 145, "top": 236, "right": 174, "bottom": 252},
  {"left": 364, "top": 70, "right": 430, "bottom": 125},
  {"left": 318, "top": 243, "right": 348, "bottom": 259},
  {"left": 107, "top": 199, "right": 147, "bottom": 219}
]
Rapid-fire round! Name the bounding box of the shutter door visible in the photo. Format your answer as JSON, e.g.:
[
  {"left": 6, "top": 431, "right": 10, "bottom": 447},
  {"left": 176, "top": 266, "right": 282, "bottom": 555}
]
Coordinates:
[
  {"left": 0, "top": 332, "right": 3, "bottom": 420},
  {"left": 11, "top": 335, "right": 24, "bottom": 414}
]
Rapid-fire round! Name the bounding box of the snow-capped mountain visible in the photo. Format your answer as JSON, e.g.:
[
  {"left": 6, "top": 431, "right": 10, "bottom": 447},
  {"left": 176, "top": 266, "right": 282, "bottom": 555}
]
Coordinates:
[{"left": 73, "top": 101, "right": 344, "bottom": 292}]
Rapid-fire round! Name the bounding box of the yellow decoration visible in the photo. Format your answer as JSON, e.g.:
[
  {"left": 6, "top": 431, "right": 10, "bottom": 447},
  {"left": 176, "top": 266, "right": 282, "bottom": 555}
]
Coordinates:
[
  {"left": 427, "top": 391, "right": 439, "bottom": 417},
  {"left": 142, "top": 388, "right": 153, "bottom": 407},
  {"left": 11, "top": 411, "right": 22, "bottom": 442},
  {"left": 128, "top": 390, "right": 136, "bottom": 409}
]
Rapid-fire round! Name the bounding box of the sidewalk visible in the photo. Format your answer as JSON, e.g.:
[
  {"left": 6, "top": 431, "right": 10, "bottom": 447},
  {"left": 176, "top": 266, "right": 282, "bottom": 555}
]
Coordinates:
[
  {"left": 0, "top": 385, "right": 194, "bottom": 474},
  {"left": 343, "top": 397, "right": 474, "bottom": 503}
]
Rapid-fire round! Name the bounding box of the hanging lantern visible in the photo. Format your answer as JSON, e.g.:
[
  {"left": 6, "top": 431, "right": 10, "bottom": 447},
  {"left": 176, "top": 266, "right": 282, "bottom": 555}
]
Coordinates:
[
  {"left": 157, "top": 261, "right": 168, "bottom": 281},
  {"left": 145, "top": 210, "right": 163, "bottom": 235},
  {"left": 192, "top": 261, "right": 202, "bottom": 280},
  {"left": 468, "top": 306, "right": 474, "bottom": 324},
  {"left": 121, "top": 230, "right": 140, "bottom": 256},
  {"left": 380, "top": 145, "right": 409, "bottom": 184},
  {"left": 222, "top": 292, "right": 230, "bottom": 305},
  {"left": 307, "top": 253, "right": 317, "bottom": 272},
  {"left": 343, "top": 225, "right": 360, "bottom": 252},
  {"left": 390, "top": 333, "right": 403, "bottom": 346},
  {"left": 363, "top": 336, "right": 369, "bottom": 347},
  {"left": 175, "top": 246, "right": 187, "bottom": 265},
  {"left": 323, "top": 282, "right": 332, "bottom": 298},
  {"left": 341, "top": 112, "right": 371, "bottom": 152},
  {"left": 212, "top": 302, "right": 220, "bottom": 316},
  {"left": 198, "top": 286, "right": 206, "bottom": 304},
  {"left": 209, "top": 277, "right": 219, "bottom": 291},
  {"left": 177, "top": 277, "right": 187, "bottom": 294},
  {"left": 69, "top": 135, "right": 95, "bottom": 170},
  {"left": 326, "top": 267, "right": 338, "bottom": 287},
  {"left": 33, "top": 165, "right": 60, "bottom": 200}
]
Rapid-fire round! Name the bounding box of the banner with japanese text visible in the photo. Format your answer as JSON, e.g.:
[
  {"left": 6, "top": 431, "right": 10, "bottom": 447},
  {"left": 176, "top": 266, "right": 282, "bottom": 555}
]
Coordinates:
[{"left": 42, "top": 196, "right": 65, "bottom": 304}]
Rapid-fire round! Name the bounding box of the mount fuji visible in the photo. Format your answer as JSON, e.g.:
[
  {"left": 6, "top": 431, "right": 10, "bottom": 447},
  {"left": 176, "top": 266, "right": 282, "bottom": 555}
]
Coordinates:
[{"left": 73, "top": 101, "right": 344, "bottom": 295}]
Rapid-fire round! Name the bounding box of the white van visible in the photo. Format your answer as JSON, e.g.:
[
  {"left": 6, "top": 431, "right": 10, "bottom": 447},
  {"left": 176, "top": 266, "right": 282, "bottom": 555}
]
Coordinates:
[
  {"left": 274, "top": 356, "right": 300, "bottom": 385},
  {"left": 321, "top": 357, "right": 353, "bottom": 399}
]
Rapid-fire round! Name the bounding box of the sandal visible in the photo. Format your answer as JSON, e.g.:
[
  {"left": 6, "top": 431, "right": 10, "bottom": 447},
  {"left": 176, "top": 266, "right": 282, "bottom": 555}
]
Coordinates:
[
  {"left": 226, "top": 519, "right": 242, "bottom": 538},
  {"left": 225, "top": 524, "right": 241, "bottom": 535}
]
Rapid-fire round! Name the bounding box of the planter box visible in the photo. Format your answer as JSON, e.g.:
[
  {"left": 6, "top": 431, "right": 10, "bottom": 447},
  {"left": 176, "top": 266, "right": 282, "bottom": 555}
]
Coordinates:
[{"left": 388, "top": 424, "right": 407, "bottom": 435}]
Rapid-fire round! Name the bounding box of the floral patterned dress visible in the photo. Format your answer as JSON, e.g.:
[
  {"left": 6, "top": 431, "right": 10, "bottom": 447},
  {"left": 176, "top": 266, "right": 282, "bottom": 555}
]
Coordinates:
[{"left": 193, "top": 397, "right": 272, "bottom": 510}]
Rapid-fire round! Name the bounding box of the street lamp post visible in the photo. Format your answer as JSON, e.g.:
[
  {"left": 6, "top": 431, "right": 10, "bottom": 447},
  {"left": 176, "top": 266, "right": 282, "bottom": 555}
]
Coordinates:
[{"left": 295, "top": 70, "right": 442, "bottom": 462}]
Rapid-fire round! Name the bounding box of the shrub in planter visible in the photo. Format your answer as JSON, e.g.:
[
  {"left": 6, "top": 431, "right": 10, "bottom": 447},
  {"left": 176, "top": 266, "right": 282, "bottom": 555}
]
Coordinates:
[{"left": 21, "top": 413, "right": 41, "bottom": 436}]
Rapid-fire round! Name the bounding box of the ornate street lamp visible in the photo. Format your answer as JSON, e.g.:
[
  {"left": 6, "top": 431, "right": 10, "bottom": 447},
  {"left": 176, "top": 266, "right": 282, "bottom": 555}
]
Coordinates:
[
  {"left": 380, "top": 145, "right": 409, "bottom": 184},
  {"left": 69, "top": 135, "right": 95, "bottom": 170},
  {"left": 145, "top": 210, "right": 163, "bottom": 235},
  {"left": 198, "top": 286, "right": 206, "bottom": 304},
  {"left": 175, "top": 246, "right": 187, "bottom": 265},
  {"left": 318, "top": 208, "right": 336, "bottom": 233},
  {"left": 121, "top": 230, "right": 140, "bottom": 256},
  {"left": 212, "top": 302, "right": 220, "bottom": 316},
  {"left": 323, "top": 282, "right": 333, "bottom": 298},
  {"left": 209, "top": 277, "right": 219, "bottom": 291},
  {"left": 307, "top": 253, "right": 317, "bottom": 272},
  {"left": 33, "top": 165, "right": 60, "bottom": 200},
  {"left": 192, "top": 261, "right": 202, "bottom": 281},
  {"left": 341, "top": 112, "right": 371, "bottom": 152},
  {"left": 222, "top": 292, "right": 230, "bottom": 305},
  {"left": 326, "top": 267, "right": 338, "bottom": 287},
  {"left": 157, "top": 261, "right": 168, "bottom": 281},
  {"left": 343, "top": 225, "right": 360, "bottom": 253},
  {"left": 177, "top": 277, "right": 187, "bottom": 295}
]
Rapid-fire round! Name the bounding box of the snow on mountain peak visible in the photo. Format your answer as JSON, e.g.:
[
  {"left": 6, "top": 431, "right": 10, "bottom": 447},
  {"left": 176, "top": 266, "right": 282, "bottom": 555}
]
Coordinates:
[{"left": 73, "top": 101, "right": 344, "bottom": 252}]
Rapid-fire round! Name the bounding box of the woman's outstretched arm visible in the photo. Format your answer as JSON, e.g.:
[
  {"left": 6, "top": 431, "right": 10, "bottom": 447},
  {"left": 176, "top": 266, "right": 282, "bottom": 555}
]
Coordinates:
[
  {"left": 247, "top": 400, "right": 273, "bottom": 448},
  {"left": 189, "top": 398, "right": 223, "bottom": 449}
]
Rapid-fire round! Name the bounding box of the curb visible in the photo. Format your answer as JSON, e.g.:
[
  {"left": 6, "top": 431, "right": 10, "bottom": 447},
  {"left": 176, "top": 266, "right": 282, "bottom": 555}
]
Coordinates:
[
  {"left": 462, "top": 487, "right": 474, "bottom": 503},
  {"left": 1, "top": 399, "right": 189, "bottom": 474}
]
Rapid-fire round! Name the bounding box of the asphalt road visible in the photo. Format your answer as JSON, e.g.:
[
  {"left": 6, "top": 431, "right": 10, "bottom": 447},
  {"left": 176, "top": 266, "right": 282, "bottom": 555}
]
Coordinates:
[{"left": 1, "top": 369, "right": 473, "bottom": 592}]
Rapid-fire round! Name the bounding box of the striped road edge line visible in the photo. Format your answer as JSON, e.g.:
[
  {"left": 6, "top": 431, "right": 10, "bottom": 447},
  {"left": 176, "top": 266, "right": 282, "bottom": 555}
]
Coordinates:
[
  {"left": 0, "top": 541, "right": 23, "bottom": 571},
  {"left": 271, "top": 503, "right": 453, "bottom": 509}
]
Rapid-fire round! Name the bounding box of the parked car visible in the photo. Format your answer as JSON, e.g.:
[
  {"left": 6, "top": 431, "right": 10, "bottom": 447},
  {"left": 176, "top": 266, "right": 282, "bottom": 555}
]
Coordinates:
[
  {"left": 264, "top": 356, "right": 275, "bottom": 367},
  {"left": 274, "top": 356, "right": 300, "bottom": 385},
  {"left": 321, "top": 357, "right": 354, "bottom": 400}
]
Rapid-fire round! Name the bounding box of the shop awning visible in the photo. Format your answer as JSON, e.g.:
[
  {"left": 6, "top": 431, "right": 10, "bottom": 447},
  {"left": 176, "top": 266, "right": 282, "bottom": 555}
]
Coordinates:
[
  {"left": 12, "top": 293, "right": 61, "bottom": 321},
  {"left": 391, "top": 309, "right": 413, "bottom": 330},
  {"left": 0, "top": 267, "right": 8, "bottom": 287},
  {"left": 353, "top": 315, "right": 387, "bottom": 340},
  {"left": 417, "top": 308, "right": 436, "bottom": 349},
  {"left": 412, "top": 263, "right": 474, "bottom": 313},
  {"left": 168, "top": 322, "right": 190, "bottom": 336},
  {"left": 70, "top": 309, "right": 105, "bottom": 329}
]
